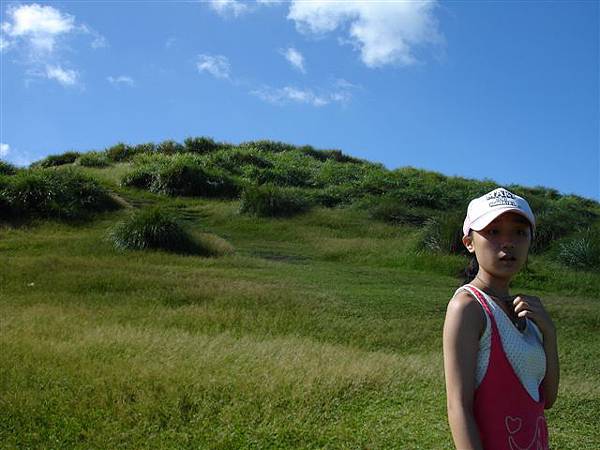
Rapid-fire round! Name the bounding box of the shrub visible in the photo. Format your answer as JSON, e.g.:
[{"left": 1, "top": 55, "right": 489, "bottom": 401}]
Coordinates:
[
  {"left": 105, "top": 142, "right": 137, "bottom": 162},
  {"left": 120, "top": 166, "right": 155, "bottom": 189},
  {"left": 309, "top": 185, "right": 356, "bottom": 208},
  {"left": 554, "top": 227, "right": 600, "bottom": 270},
  {"left": 207, "top": 148, "right": 273, "bottom": 176},
  {"left": 357, "top": 168, "right": 405, "bottom": 197},
  {"left": 184, "top": 136, "right": 223, "bottom": 154},
  {"left": 254, "top": 166, "right": 316, "bottom": 188},
  {"left": 109, "top": 207, "right": 209, "bottom": 254},
  {"left": 299, "top": 146, "right": 363, "bottom": 163},
  {"left": 76, "top": 151, "right": 110, "bottom": 168},
  {"left": 32, "top": 151, "right": 80, "bottom": 168},
  {"left": 0, "top": 168, "right": 119, "bottom": 220},
  {"left": 0, "top": 160, "right": 17, "bottom": 175},
  {"left": 239, "top": 140, "right": 296, "bottom": 153},
  {"left": 132, "top": 142, "right": 157, "bottom": 154},
  {"left": 418, "top": 212, "right": 467, "bottom": 255},
  {"left": 531, "top": 197, "right": 599, "bottom": 254},
  {"left": 121, "top": 154, "right": 240, "bottom": 198},
  {"left": 251, "top": 151, "right": 320, "bottom": 188},
  {"left": 366, "top": 196, "right": 434, "bottom": 226},
  {"left": 156, "top": 140, "right": 185, "bottom": 155},
  {"left": 239, "top": 184, "right": 311, "bottom": 217}
]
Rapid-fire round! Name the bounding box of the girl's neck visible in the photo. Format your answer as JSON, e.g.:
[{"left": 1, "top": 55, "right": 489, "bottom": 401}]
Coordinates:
[{"left": 471, "top": 271, "right": 511, "bottom": 298}]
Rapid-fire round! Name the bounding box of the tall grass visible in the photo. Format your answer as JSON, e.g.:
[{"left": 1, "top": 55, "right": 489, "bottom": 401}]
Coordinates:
[
  {"left": 121, "top": 153, "right": 240, "bottom": 198},
  {"left": 109, "top": 207, "right": 214, "bottom": 255},
  {"left": 239, "top": 184, "right": 312, "bottom": 217},
  {"left": 31, "top": 151, "right": 81, "bottom": 168},
  {"left": 0, "top": 168, "right": 119, "bottom": 221}
]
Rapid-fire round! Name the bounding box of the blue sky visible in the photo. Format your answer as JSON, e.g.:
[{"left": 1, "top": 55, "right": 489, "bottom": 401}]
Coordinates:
[{"left": 1, "top": 0, "right": 598, "bottom": 200}]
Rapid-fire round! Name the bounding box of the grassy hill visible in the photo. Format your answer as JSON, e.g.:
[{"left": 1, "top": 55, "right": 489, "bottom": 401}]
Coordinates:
[{"left": 1, "top": 139, "right": 599, "bottom": 448}]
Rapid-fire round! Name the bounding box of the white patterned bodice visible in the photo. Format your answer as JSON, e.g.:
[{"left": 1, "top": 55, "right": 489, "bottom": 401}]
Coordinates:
[{"left": 454, "top": 284, "right": 547, "bottom": 401}]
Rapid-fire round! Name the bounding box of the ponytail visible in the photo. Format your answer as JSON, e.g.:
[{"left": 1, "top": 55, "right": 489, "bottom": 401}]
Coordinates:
[
  {"left": 463, "top": 255, "right": 479, "bottom": 285},
  {"left": 461, "top": 230, "right": 478, "bottom": 285}
]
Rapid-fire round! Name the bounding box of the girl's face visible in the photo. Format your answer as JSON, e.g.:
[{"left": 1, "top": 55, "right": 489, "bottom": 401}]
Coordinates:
[{"left": 463, "top": 212, "right": 532, "bottom": 281}]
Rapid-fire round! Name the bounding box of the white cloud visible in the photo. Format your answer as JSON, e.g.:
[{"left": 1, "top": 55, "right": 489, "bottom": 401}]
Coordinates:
[
  {"left": 196, "top": 54, "right": 231, "bottom": 80},
  {"left": 1, "top": 3, "right": 75, "bottom": 54},
  {"left": 80, "top": 24, "right": 108, "bottom": 49},
  {"left": 1, "top": 4, "right": 107, "bottom": 87},
  {"left": 165, "top": 36, "right": 177, "bottom": 49},
  {"left": 107, "top": 75, "right": 135, "bottom": 87},
  {"left": 250, "top": 83, "right": 355, "bottom": 107},
  {"left": 281, "top": 47, "right": 306, "bottom": 73},
  {"left": 287, "top": 1, "right": 442, "bottom": 68},
  {"left": 251, "top": 86, "right": 326, "bottom": 107},
  {"left": 207, "top": 0, "right": 282, "bottom": 17},
  {"left": 209, "top": 0, "right": 249, "bottom": 18},
  {"left": 45, "top": 65, "right": 79, "bottom": 86},
  {"left": 0, "top": 36, "right": 11, "bottom": 52},
  {"left": 0, "top": 143, "right": 10, "bottom": 158}
]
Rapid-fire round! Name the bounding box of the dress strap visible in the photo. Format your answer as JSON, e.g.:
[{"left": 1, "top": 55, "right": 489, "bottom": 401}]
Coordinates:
[
  {"left": 460, "top": 284, "right": 501, "bottom": 340},
  {"left": 462, "top": 284, "right": 493, "bottom": 316}
]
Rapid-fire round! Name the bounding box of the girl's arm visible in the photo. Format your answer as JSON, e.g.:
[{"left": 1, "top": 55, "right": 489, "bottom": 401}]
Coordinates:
[
  {"left": 540, "top": 329, "right": 559, "bottom": 409},
  {"left": 443, "top": 291, "right": 486, "bottom": 450}
]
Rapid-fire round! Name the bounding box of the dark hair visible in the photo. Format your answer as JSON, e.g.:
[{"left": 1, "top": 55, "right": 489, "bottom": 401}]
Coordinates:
[{"left": 462, "top": 254, "right": 479, "bottom": 285}]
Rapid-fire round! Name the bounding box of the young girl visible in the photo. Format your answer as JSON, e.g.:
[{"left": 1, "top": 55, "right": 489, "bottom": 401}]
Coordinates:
[{"left": 443, "top": 188, "right": 559, "bottom": 450}]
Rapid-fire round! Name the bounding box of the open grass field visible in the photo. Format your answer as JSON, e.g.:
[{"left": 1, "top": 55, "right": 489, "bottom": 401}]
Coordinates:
[{"left": 1, "top": 166, "right": 599, "bottom": 449}]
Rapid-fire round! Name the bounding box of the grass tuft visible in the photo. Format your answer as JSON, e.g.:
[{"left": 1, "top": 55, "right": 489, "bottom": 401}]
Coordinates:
[{"left": 109, "top": 206, "right": 222, "bottom": 255}]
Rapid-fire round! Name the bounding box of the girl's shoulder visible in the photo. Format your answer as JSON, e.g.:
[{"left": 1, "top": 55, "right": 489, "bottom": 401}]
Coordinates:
[{"left": 445, "top": 287, "right": 487, "bottom": 338}]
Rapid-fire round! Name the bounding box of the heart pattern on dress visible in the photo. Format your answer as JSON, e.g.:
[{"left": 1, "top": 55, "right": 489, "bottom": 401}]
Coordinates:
[{"left": 505, "top": 416, "right": 523, "bottom": 434}]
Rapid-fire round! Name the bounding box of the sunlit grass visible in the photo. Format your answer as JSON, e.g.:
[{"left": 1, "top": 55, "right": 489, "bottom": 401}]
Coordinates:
[{"left": 1, "top": 172, "right": 599, "bottom": 448}]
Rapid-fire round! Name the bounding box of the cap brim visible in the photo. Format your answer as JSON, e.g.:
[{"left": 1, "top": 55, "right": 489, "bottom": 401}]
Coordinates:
[{"left": 469, "top": 207, "right": 534, "bottom": 233}]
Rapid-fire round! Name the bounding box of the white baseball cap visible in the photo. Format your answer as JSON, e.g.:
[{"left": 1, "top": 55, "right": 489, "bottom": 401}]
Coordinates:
[{"left": 463, "top": 187, "right": 535, "bottom": 237}]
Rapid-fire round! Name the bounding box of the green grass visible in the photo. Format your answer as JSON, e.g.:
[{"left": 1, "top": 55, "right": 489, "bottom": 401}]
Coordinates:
[{"left": 1, "top": 164, "right": 599, "bottom": 449}]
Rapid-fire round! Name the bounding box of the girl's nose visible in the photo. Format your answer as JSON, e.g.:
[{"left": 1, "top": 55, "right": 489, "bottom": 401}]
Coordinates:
[{"left": 500, "top": 237, "right": 515, "bottom": 249}]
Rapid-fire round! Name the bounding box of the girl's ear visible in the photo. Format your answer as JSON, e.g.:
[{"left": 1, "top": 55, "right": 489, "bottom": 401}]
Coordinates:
[{"left": 462, "top": 234, "right": 475, "bottom": 254}]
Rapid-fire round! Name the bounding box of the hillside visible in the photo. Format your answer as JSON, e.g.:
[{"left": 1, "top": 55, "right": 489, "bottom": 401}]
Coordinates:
[{"left": 1, "top": 139, "right": 599, "bottom": 448}]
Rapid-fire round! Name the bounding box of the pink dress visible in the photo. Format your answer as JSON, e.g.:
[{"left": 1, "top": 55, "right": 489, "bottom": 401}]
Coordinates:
[{"left": 463, "top": 285, "right": 549, "bottom": 450}]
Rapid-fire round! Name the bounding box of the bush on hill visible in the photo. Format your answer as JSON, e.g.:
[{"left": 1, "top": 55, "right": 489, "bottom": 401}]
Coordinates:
[
  {"left": 121, "top": 153, "right": 240, "bottom": 198},
  {"left": 206, "top": 148, "right": 274, "bottom": 176},
  {"left": 105, "top": 142, "right": 138, "bottom": 162},
  {"left": 184, "top": 136, "right": 224, "bottom": 154},
  {"left": 239, "top": 184, "right": 311, "bottom": 217},
  {"left": 156, "top": 140, "right": 185, "bottom": 155},
  {"left": 32, "top": 151, "right": 80, "bottom": 168},
  {"left": 309, "top": 184, "right": 356, "bottom": 208},
  {"left": 315, "top": 159, "right": 371, "bottom": 186},
  {"left": 418, "top": 211, "right": 467, "bottom": 255},
  {"left": 132, "top": 142, "right": 157, "bottom": 154},
  {"left": 0, "top": 168, "right": 119, "bottom": 221},
  {"left": 251, "top": 151, "right": 320, "bottom": 188},
  {"left": 109, "top": 207, "right": 212, "bottom": 255},
  {"left": 553, "top": 225, "right": 600, "bottom": 270},
  {"left": 298, "top": 146, "right": 364, "bottom": 164},
  {"left": 0, "top": 160, "right": 17, "bottom": 175},
  {"left": 364, "top": 195, "right": 435, "bottom": 226},
  {"left": 239, "top": 140, "right": 296, "bottom": 153},
  {"left": 76, "top": 151, "right": 110, "bottom": 168},
  {"left": 530, "top": 196, "right": 599, "bottom": 254}
]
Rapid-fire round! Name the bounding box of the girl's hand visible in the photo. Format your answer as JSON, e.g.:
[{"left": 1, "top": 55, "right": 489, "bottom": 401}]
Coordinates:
[{"left": 513, "top": 295, "right": 556, "bottom": 338}]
